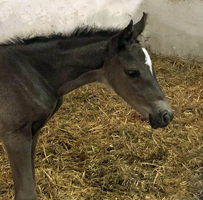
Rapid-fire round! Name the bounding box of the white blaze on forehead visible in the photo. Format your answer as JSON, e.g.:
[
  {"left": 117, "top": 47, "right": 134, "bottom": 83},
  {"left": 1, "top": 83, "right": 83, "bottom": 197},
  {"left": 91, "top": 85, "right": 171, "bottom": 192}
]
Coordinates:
[{"left": 141, "top": 48, "right": 153, "bottom": 75}]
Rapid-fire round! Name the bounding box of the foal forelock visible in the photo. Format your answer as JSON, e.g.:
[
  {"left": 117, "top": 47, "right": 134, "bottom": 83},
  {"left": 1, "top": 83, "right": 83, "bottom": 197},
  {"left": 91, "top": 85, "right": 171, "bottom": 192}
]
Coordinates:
[{"left": 141, "top": 48, "right": 153, "bottom": 75}]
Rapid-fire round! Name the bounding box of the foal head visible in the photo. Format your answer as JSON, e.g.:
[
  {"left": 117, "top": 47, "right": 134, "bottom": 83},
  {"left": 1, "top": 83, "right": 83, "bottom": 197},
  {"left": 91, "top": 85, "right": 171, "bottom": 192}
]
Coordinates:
[{"left": 102, "top": 13, "right": 173, "bottom": 129}]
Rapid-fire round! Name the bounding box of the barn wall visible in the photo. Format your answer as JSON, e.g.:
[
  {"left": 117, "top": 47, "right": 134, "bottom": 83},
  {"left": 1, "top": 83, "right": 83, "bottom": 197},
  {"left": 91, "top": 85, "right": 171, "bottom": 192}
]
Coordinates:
[
  {"left": 139, "top": 0, "right": 203, "bottom": 61},
  {"left": 0, "top": 0, "right": 202, "bottom": 61}
]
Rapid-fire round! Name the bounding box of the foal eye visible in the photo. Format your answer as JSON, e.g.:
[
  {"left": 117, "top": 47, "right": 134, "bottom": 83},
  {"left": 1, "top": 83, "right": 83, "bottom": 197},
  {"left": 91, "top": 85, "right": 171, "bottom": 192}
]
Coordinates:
[{"left": 126, "top": 70, "right": 140, "bottom": 78}]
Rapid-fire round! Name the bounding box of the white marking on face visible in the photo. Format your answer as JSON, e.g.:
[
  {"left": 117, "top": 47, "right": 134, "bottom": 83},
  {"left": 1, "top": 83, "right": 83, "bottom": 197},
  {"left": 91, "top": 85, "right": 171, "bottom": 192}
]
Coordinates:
[{"left": 142, "top": 48, "right": 153, "bottom": 75}]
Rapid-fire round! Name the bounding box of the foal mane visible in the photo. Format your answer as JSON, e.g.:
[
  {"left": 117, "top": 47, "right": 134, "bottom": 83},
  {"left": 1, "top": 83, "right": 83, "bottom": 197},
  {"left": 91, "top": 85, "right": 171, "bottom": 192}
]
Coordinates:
[{"left": 1, "top": 26, "right": 120, "bottom": 46}]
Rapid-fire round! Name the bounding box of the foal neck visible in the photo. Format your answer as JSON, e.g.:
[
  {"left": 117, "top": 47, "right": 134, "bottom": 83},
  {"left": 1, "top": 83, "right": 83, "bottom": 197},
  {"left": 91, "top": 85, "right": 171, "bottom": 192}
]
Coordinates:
[
  {"left": 19, "top": 39, "right": 108, "bottom": 97},
  {"left": 3, "top": 33, "right": 112, "bottom": 97},
  {"left": 56, "top": 41, "right": 107, "bottom": 96}
]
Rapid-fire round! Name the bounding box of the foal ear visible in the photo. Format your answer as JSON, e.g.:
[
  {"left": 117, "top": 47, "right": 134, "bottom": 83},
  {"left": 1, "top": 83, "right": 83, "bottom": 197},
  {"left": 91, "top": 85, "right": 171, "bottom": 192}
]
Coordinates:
[
  {"left": 118, "top": 19, "right": 134, "bottom": 49},
  {"left": 108, "top": 20, "right": 134, "bottom": 56},
  {"left": 133, "top": 12, "right": 148, "bottom": 39}
]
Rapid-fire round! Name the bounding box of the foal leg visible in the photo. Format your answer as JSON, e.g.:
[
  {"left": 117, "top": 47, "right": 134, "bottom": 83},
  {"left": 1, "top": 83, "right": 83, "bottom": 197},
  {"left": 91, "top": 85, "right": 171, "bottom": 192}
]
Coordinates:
[
  {"left": 2, "top": 129, "right": 37, "bottom": 200},
  {"left": 31, "top": 131, "right": 39, "bottom": 184}
]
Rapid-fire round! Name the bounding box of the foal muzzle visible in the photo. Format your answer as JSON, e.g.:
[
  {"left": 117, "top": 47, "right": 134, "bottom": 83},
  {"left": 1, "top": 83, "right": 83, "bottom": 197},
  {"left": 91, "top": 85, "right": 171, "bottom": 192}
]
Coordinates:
[{"left": 149, "top": 110, "right": 173, "bottom": 129}]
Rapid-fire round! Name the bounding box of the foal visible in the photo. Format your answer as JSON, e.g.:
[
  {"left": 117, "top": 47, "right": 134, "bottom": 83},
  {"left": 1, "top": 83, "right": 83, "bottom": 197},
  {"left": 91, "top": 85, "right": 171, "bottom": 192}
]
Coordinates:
[{"left": 0, "top": 13, "right": 173, "bottom": 200}]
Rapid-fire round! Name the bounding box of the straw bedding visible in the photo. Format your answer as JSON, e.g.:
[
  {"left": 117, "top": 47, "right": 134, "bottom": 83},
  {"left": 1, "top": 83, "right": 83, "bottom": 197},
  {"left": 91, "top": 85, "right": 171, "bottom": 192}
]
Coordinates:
[{"left": 0, "top": 54, "right": 202, "bottom": 200}]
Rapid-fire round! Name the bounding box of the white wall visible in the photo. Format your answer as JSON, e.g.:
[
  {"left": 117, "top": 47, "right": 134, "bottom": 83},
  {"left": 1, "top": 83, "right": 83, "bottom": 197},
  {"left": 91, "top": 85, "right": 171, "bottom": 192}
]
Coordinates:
[
  {"left": 0, "top": 0, "right": 142, "bottom": 40},
  {"left": 139, "top": 0, "right": 203, "bottom": 61},
  {"left": 0, "top": 0, "right": 202, "bottom": 61}
]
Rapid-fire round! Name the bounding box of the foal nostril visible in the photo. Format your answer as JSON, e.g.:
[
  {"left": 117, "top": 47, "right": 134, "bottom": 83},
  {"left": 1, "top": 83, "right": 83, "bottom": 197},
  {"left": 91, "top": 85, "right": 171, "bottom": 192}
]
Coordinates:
[{"left": 161, "top": 111, "right": 170, "bottom": 126}]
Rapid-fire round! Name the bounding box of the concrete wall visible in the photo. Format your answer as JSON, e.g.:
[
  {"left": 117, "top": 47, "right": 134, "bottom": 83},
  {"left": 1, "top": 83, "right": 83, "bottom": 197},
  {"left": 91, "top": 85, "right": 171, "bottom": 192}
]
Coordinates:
[
  {"left": 0, "top": 0, "right": 202, "bottom": 61},
  {"left": 139, "top": 0, "right": 203, "bottom": 61}
]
